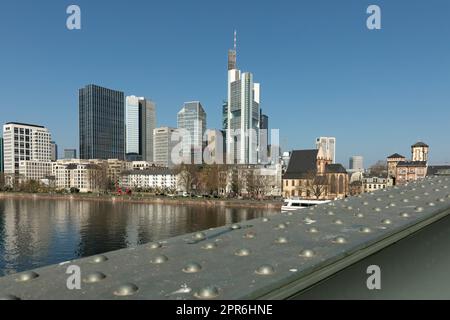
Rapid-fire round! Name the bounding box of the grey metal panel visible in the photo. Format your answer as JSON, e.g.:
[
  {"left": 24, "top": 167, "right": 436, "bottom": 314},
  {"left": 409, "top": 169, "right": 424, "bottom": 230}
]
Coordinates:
[{"left": 0, "top": 177, "right": 449, "bottom": 300}]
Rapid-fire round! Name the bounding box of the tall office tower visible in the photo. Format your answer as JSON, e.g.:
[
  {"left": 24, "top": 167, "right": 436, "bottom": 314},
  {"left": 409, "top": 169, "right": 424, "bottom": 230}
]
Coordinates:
[
  {"left": 2, "top": 122, "right": 52, "bottom": 175},
  {"left": 177, "top": 101, "right": 207, "bottom": 164},
  {"left": 260, "top": 112, "right": 269, "bottom": 144},
  {"left": 79, "top": 84, "right": 125, "bottom": 160},
  {"left": 0, "top": 136, "right": 4, "bottom": 172},
  {"left": 349, "top": 156, "right": 364, "bottom": 171},
  {"left": 64, "top": 149, "right": 77, "bottom": 159},
  {"left": 226, "top": 32, "right": 261, "bottom": 164},
  {"left": 51, "top": 141, "right": 58, "bottom": 161},
  {"left": 125, "top": 96, "right": 156, "bottom": 162},
  {"left": 204, "top": 129, "right": 225, "bottom": 164},
  {"left": 153, "top": 127, "right": 177, "bottom": 168},
  {"left": 316, "top": 137, "right": 336, "bottom": 163},
  {"left": 222, "top": 100, "right": 228, "bottom": 130}
]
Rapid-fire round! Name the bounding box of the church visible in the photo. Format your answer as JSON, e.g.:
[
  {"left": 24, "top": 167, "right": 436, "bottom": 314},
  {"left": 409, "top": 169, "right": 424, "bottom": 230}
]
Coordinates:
[{"left": 282, "top": 147, "right": 349, "bottom": 200}]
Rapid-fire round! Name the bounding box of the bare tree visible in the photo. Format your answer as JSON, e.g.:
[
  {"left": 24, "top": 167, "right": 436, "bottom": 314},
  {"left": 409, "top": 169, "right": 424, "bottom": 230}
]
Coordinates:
[
  {"left": 0, "top": 172, "right": 5, "bottom": 191},
  {"left": 88, "top": 163, "right": 113, "bottom": 193},
  {"left": 369, "top": 160, "right": 388, "bottom": 176},
  {"left": 217, "top": 165, "right": 229, "bottom": 196},
  {"left": 174, "top": 163, "right": 199, "bottom": 193},
  {"left": 297, "top": 171, "right": 328, "bottom": 200}
]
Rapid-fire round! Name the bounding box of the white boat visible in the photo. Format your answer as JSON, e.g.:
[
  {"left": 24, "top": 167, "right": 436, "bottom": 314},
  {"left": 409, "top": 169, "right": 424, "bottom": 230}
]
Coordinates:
[{"left": 281, "top": 199, "right": 331, "bottom": 212}]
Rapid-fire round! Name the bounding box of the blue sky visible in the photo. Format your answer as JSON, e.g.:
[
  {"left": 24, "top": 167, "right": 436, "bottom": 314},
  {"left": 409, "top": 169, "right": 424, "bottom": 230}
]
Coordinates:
[{"left": 0, "top": 0, "right": 449, "bottom": 166}]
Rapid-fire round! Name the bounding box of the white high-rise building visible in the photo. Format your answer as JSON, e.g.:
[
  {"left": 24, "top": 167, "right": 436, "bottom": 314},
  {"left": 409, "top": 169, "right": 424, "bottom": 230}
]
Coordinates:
[
  {"left": 316, "top": 137, "right": 336, "bottom": 163},
  {"left": 177, "top": 101, "right": 207, "bottom": 164},
  {"left": 125, "top": 96, "right": 156, "bottom": 162},
  {"left": 226, "top": 31, "right": 261, "bottom": 164},
  {"left": 153, "top": 127, "right": 177, "bottom": 168},
  {"left": 2, "top": 122, "right": 52, "bottom": 176}
]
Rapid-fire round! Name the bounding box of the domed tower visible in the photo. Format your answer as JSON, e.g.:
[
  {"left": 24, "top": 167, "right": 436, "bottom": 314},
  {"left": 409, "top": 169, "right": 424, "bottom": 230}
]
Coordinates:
[{"left": 411, "top": 142, "right": 429, "bottom": 162}]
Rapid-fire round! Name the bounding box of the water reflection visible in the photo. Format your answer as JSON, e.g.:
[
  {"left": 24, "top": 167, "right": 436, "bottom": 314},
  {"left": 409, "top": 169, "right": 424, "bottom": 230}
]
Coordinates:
[{"left": 0, "top": 198, "right": 278, "bottom": 276}]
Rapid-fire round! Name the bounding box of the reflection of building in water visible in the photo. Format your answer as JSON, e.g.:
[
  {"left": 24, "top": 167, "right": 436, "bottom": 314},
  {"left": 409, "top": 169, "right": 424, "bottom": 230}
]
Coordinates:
[
  {"left": 1, "top": 199, "right": 53, "bottom": 275},
  {"left": 0, "top": 198, "right": 277, "bottom": 275}
]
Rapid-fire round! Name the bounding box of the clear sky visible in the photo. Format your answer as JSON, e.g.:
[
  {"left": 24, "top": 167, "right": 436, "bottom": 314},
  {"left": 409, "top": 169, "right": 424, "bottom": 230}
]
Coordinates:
[{"left": 1, "top": 0, "right": 449, "bottom": 166}]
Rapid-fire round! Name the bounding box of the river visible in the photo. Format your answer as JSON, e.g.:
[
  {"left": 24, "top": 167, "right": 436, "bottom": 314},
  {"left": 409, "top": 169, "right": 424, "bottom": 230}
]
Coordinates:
[{"left": 0, "top": 198, "right": 279, "bottom": 277}]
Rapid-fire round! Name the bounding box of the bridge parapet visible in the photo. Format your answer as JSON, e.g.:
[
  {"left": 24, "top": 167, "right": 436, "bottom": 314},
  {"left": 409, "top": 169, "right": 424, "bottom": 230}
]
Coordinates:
[{"left": 1, "top": 177, "right": 450, "bottom": 300}]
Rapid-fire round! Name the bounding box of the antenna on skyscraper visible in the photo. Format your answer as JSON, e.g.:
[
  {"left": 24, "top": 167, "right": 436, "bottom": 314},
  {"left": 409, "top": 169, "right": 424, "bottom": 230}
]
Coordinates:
[{"left": 234, "top": 30, "right": 237, "bottom": 51}]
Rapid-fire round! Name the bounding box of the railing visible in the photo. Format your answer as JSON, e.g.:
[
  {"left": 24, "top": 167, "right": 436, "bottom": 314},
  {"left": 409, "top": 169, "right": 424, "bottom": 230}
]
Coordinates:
[{"left": 0, "top": 176, "right": 449, "bottom": 300}]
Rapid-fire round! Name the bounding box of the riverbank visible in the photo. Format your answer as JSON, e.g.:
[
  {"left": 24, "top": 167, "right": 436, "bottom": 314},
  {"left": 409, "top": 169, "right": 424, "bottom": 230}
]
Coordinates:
[{"left": 0, "top": 192, "right": 282, "bottom": 209}]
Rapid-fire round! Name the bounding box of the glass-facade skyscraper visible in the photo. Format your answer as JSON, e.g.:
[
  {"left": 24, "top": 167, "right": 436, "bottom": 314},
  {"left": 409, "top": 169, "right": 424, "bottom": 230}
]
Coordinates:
[
  {"left": 177, "top": 101, "right": 207, "bottom": 164},
  {"left": 126, "top": 96, "right": 156, "bottom": 162},
  {"left": 79, "top": 84, "right": 125, "bottom": 160}
]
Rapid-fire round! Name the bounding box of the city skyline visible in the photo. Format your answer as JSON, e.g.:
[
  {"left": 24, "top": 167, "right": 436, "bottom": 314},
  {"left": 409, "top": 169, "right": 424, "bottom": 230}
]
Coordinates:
[{"left": 1, "top": 1, "right": 450, "bottom": 165}]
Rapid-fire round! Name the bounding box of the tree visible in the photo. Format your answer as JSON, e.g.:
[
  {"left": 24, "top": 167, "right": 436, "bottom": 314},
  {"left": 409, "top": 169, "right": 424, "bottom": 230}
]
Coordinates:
[
  {"left": 217, "top": 165, "right": 229, "bottom": 196},
  {"left": 175, "top": 163, "right": 199, "bottom": 193},
  {"left": 297, "top": 171, "right": 328, "bottom": 200},
  {"left": 369, "top": 160, "right": 388, "bottom": 176},
  {"left": 0, "top": 172, "right": 5, "bottom": 191},
  {"left": 88, "top": 163, "right": 113, "bottom": 193}
]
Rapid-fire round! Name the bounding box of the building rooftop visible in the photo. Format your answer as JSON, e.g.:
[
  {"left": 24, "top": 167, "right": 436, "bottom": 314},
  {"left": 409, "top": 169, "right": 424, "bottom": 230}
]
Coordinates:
[
  {"left": 412, "top": 142, "right": 429, "bottom": 148},
  {"left": 427, "top": 165, "right": 450, "bottom": 176},
  {"left": 122, "top": 168, "right": 175, "bottom": 176},
  {"left": 5, "top": 122, "right": 45, "bottom": 129},
  {"left": 387, "top": 153, "right": 406, "bottom": 159},
  {"left": 325, "top": 164, "right": 347, "bottom": 174},
  {"left": 282, "top": 150, "right": 318, "bottom": 179},
  {"left": 396, "top": 161, "right": 427, "bottom": 168}
]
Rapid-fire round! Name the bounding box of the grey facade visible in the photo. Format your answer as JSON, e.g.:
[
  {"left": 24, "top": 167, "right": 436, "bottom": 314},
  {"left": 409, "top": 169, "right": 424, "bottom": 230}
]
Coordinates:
[
  {"left": 79, "top": 84, "right": 125, "bottom": 160},
  {"left": 51, "top": 141, "right": 58, "bottom": 161}
]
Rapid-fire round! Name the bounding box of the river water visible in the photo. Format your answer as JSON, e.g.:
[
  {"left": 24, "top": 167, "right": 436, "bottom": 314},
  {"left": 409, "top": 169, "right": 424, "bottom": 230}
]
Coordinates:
[{"left": 0, "top": 198, "right": 279, "bottom": 277}]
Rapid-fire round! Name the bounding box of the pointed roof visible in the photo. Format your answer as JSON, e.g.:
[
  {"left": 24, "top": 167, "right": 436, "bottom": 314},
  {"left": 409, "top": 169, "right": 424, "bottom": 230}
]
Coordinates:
[
  {"left": 283, "top": 150, "right": 318, "bottom": 179},
  {"left": 387, "top": 153, "right": 405, "bottom": 159}
]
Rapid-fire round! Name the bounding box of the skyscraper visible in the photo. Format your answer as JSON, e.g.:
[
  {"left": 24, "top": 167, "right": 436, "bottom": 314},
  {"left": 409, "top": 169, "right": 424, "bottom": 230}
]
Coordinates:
[
  {"left": 177, "top": 101, "right": 207, "bottom": 164},
  {"left": 349, "top": 156, "right": 364, "bottom": 172},
  {"left": 2, "top": 122, "right": 52, "bottom": 175},
  {"left": 125, "top": 96, "right": 156, "bottom": 162},
  {"left": 51, "top": 141, "right": 58, "bottom": 161},
  {"left": 153, "top": 127, "right": 177, "bottom": 168},
  {"left": 226, "top": 32, "right": 261, "bottom": 164},
  {"left": 79, "top": 84, "right": 125, "bottom": 160},
  {"left": 316, "top": 137, "right": 336, "bottom": 163}
]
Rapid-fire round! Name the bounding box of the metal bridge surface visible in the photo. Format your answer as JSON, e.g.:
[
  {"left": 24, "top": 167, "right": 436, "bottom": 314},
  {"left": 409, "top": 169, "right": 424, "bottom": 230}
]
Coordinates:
[{"left": 0, "top": 177, "right": 449, "bottom": 300}]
